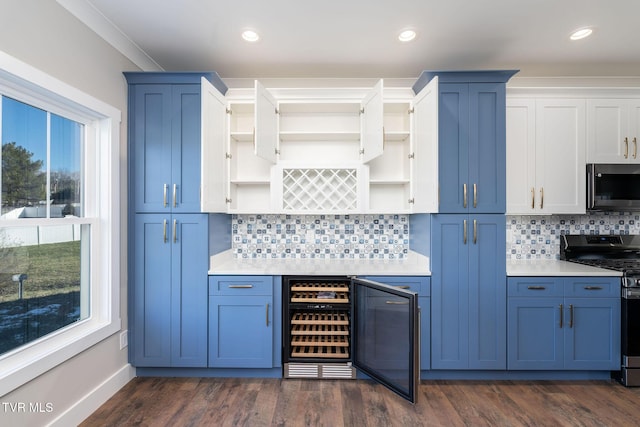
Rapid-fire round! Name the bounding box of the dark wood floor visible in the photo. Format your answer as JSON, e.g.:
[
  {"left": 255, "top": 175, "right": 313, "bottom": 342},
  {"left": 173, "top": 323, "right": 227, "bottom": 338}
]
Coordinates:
[{"left": 81, "top": 377, "right": 640, "bottom": 426}]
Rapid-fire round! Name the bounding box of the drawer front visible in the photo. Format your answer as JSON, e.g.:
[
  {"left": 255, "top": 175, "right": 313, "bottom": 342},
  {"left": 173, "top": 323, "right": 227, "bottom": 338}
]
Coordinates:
[
  {"left": 564, "top": 277, "right": 620, "bottom": 298},
  {"left": 507, "top": 277, "right": 563, "bottom": 297},
  {"left": 361, "top": 276, "right": 430, "bottom": 296},
  {"left": 209, "top": 275, "right": 273, "bottom": 296}
]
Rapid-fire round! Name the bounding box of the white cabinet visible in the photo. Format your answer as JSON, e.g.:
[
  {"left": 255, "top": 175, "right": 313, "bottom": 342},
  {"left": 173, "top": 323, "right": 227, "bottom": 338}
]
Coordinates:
[
  {"left": 587, "top": 99, "right": 640, "bottom": 163},
  {"left": 201, "top": 79, "right": 437, "bottom": 214},
  {"left": 506, "top": 97, "right": 586, "bottom": 214}
]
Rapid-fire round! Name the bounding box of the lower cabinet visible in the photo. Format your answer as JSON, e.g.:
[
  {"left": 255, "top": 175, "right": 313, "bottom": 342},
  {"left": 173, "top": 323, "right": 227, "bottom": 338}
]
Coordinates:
[
  {"left": 361, "top": 276, "right": 431, "bottom": 371},
  {"left": 208, "top": 275, "right": 280, "bottom": 368},
  {"left": 132, "top": 213, "right": 209, "bottom": 367},
  {"left": 507, "top": 276, "right": 620, "bottom": 370}
]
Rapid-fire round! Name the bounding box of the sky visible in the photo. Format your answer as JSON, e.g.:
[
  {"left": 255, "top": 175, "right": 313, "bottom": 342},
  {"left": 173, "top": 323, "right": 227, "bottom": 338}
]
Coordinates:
[{"left": 1, "top": 96, "right": 81, "bottom": 174}]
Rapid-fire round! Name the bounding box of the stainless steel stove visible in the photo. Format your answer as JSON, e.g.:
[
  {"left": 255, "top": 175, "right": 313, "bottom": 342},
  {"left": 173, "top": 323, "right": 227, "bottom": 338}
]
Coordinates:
[{"left": 560, "top": 234, "right": 640, "bottom": 386}]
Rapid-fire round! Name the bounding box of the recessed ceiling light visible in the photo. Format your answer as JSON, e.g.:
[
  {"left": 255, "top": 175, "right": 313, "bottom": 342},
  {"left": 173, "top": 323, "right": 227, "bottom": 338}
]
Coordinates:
[
  {"left": 242, "top": 30, "right": 260, "bottom": 42},
  {"left": 570, "top": 27, "right": 593, "bottom": 41},
  {"left": 398, "top": 29, "right": 417, "bottom": 43}
]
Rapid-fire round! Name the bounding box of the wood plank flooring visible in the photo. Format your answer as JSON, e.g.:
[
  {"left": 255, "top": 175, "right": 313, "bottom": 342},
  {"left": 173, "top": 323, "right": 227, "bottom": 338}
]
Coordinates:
[{"left": 81, "top": 377, "right": 640, "bottom": 427}]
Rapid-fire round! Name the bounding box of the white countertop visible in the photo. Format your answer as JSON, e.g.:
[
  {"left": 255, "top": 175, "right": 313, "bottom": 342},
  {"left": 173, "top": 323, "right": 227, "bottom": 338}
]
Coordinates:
[
  {"left": 209, "top": 250, "right": 431, "bottom": 276},
  {"left": 507, "top": 259, "right": 622, "bottom": 277}
]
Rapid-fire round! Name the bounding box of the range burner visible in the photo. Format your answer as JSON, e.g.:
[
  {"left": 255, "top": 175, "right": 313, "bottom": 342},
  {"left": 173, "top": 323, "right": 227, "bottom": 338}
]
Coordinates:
[{"left": 570, "top": 258, "right": 640, "bottom": 275}]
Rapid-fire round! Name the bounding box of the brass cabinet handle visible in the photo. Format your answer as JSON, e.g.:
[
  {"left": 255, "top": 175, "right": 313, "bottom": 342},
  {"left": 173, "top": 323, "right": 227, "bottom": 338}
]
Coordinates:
[
  {"left": 625, "top": 137, "right": 629, "bottom": 159},
  {"left": 531, "top": 187, "right": 535, "bottom": 209},
  {"left": 163, "top": 219, "right": 167, "bottom": 243},
  {"left": 634, "top": 137, "right": 638, "bottom": 159},
  {"left": 540, "top": 187, "right": 544, "bottom": 210},
  {"left": 173, "top": 184, "right": 177, "bottom": 208},
  {"left": 473, "top": 219, "right": 477, "bottom": 244},
  {"left": 473, "top": 183, "right": 477, "bottom": 208},
  {"left": 266, "top": 303, "right": 269, "bottom": 326},
  {"left": 463, "top": 219, "right": 468, "bottom": 244},
  {"left": 463, "top": 184, "right": 468, "bottom": 208},
  {"left": 559, "top": 304, "right": 563, "bottom": 328},
  {"left": 228, "top": 285, "right": 254, "bottom": 289},
  {"left": 569, "top": 304, "right": 574, "bottom": 328},
  {"left": 527, "top": 286, "right": 546, "bottom": 290},
  {"left": 173, "top": 219, "right": 177, "bottom": 243},
  {"left": 163, "top": 184, "right": 168, "bottom": 207}
]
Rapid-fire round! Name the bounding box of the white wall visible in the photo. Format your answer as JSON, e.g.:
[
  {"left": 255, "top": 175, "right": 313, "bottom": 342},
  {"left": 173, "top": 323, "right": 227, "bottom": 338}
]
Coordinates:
[{"left": 0, "top": 1, "right": 136, "bottom": 425}]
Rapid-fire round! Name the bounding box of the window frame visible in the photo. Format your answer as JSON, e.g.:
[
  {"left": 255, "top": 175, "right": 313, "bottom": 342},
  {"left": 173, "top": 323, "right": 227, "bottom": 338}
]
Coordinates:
[{"left": 0, "top": 51, "right": 121, "bottom": 396}]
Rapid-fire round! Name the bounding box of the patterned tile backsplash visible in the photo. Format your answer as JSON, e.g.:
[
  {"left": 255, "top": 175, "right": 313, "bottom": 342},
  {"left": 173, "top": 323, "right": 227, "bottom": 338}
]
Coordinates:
[
  {"left": 233, "top": 214, "right": 409, "bottom": 259},
  {"left": 507, "top": 212, "right": 640, "bottom": 260}
]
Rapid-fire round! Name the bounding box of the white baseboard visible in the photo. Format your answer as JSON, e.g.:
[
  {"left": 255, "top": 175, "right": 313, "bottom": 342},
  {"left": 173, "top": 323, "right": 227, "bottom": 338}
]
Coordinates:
[{"left": 48, "top": 364, "right": 136, "bottom": 427}]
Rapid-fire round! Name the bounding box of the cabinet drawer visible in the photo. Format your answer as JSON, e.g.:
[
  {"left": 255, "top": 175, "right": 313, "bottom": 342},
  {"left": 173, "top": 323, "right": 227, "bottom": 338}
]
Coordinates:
[
  {"left": 564, "top": 277, "right": 620, "bottom": 298},
  {"left": 507, "top": 277, "right": 563, "bottom": 297},
  {"left": 361, "top": 276, "right": 430, "bottom": 296},
  {"left": 209, "top": 275, "right": 273, "bottom": 296}
]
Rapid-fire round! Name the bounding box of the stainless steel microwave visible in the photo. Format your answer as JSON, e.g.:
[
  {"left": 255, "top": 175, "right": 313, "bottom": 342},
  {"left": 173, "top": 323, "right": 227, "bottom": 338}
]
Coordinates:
[{"left": 587, "top": 163, "right": 640, "bottom": 211}]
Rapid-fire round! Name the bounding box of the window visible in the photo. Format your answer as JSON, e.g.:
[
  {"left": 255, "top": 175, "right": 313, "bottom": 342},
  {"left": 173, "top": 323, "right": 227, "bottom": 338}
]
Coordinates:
[
  {"left": 0, "top": 51, "right": 120, "bottom": 395},
  {"left": 1, "top": 97, "right": 88, "bottom": 355}
]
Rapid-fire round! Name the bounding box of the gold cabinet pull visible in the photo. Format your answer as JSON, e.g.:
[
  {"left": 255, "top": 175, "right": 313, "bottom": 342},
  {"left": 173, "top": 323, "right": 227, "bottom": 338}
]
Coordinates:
[
  {"left": 228, "top": 285, "right": 254, "bottom": 289},
  {"left": 625, "top": 137, "right": 629, "bottom": 159},
  {"left": 634, "top": 137, "right": 638, "bottom": 159},
  {"left": 163, "top": 184, "right": 168, "bottom": 207},
  {"left": 266, "top": 303, "right": 270, "bottom": 326},
  {"left": 531, "top": 187, "right": 535, "bottom": 209},
  {"left": 172, "top": 219, "right": 177, "bottom": 243},
  {"left": 473, "top": 183, "right": 477, "bottom": 208},
  {"left": 569, "top": 304, "right": 574, "bottom": 328},
  {"left": 163, "top": 219, "right": 167, "bottom": 243},
  {"left": 559, "top": 304, "right": 563, "bottom": 328},
  {"left": 463, "top": 184, "right": 468, "bottom": 208},
  {"left": 540, "top": 187, "right": 544, "bottom": 210},
  {"left": 173, "top": 184, "right": 177, "bottom": 208},
  {"left": 463, "top": 219, "right": 468, "bottom": 244},
  {"left": 473, "top": 219, "right": 477, "bottom": 244}
]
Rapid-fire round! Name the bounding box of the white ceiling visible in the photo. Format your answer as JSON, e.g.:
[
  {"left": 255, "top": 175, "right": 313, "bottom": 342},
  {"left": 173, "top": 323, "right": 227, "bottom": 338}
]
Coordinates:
[{"left": 61, "top": 0, "right": 640, "bottom": 79}]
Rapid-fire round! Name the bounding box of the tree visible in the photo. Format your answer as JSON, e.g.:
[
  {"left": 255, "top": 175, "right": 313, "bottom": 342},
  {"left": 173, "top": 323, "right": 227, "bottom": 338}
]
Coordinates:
[{"left": 1, "top": 142, "right": 45, "bottom": 208}]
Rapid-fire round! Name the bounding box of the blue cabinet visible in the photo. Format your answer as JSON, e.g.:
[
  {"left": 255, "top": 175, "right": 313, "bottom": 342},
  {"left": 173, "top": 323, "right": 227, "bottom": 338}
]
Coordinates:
[
  {"left": 430, "top": 214, "right": 506, "bottom": 370},
  {"left": 132, "top": 213, "right": 209, "bottom": 367},
  {"left": 208, "top": 276, "right": 281, "bottom": 368},
  {"left": 413, "top": 71, "right": 516, "bottom": 214},
  {"left": 361, "top": 276, "right": 431, "bottom": 372},
  {"left": 507, "top": 277, "right": 620, "bottom": 370},
  {"left": 126, "top": 73, "right": 227, "bottom": 368}
]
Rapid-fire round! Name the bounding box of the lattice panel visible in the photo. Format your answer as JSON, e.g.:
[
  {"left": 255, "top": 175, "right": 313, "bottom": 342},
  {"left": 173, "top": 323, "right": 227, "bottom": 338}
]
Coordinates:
[{"left": 282, "top": 169, "right": 358, "bottom": 211}]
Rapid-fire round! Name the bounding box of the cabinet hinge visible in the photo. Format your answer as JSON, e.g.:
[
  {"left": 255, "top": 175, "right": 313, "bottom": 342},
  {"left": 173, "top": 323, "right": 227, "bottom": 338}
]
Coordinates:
[
  {"left": 225, "top": 152, "right": 232, "bottom": 159},
  {"left": 359, "top": 108, "right": 365, "bottom": 115},
  {"left": 359, "top": 148, "right": 365, "bottom": 155},
  {"left": 225, "top": 198, "right": 232, "bottom": 204},
  {"left": 408, "top": 108, "right": 414, "bottom": 114},
  {"left": 408, "top": 198, "right": 415, "bottom": 204},
  {"left": 275, "top": 108, "right": 279, "bottom": 115},
  {"left": 408, "top": 153, "right": 415, "bottom": 159},
  {"left": 275, "top": 148, "right": 280, "bottom": 155},
  {"left": 226, "top": 108, "right": 232, "bottom": 115}
]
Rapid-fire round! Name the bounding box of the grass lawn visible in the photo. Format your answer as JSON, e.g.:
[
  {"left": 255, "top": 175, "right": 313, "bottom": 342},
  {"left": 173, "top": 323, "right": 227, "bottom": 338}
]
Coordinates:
[{"left": 0, "top": 240, "right": 81, "bottom": 302}]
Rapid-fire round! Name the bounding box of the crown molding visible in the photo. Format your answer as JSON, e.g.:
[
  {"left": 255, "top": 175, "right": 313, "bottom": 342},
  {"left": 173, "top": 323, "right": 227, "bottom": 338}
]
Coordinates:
[{"left": 56, "top": 0, "right": 163, "bottom": 71}]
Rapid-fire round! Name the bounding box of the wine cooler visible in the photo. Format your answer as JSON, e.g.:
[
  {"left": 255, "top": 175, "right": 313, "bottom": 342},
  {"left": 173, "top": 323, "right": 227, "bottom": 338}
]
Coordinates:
[{"left": 282, "top": 275, "right": 420, "bottom": 403}]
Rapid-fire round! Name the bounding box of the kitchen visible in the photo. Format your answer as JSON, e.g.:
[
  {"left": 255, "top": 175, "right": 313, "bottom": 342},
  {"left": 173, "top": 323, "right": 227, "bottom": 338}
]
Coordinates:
[{"left": 2, "top": 1, "right": 640, "bottom": 426}]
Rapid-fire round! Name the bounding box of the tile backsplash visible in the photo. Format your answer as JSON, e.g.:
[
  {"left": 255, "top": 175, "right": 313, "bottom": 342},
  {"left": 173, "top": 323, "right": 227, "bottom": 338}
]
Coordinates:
[
  {"left": 507, "top": 212, "right": 640, "bottom": 260},
  {"left": 233, "top": 214, "right": 409, "bottom": 259}
]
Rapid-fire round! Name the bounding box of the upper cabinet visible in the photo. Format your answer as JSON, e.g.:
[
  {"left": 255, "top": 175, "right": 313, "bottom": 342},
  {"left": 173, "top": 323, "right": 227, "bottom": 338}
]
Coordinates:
[
  {"left": 506, "top": 97, "right": 586, "bottom": 214},
  {"left": 126, "top": 72, "right": 227, "bottom": 214},
  {"left": 201, "top": 79, "right": 438, "bottom": 214},
  {"left": 413, "top": 71, "right": 517, "bottom": 214},
  {"left": 587, "top": 99, "right": 640, "bottom": 163}
]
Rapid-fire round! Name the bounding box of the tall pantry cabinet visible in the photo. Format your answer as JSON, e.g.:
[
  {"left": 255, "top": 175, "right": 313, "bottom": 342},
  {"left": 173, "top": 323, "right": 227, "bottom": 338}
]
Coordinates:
[
  {"left": 125, "top": 73, "right": 228, "bottom": 367},
  {"left": 416, "top": 71, "right": 517, "bottom": 370}
]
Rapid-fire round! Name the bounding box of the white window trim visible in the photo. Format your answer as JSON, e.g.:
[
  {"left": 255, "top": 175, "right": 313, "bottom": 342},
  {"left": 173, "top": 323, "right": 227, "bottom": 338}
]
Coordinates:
[{"left": 0, "top": 50, "right": 121, "bottom": 396}]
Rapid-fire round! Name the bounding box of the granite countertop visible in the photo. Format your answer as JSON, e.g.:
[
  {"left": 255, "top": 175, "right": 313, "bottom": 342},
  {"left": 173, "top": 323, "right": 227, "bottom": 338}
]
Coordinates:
[
  {"left": 208, "top": 250, "right": 431, "bottom": 276},
  {"left": 507, "top": 259, "right": 622, "bottom": 277}
]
